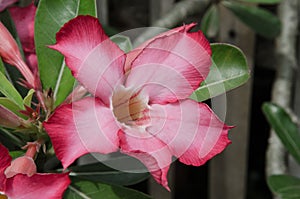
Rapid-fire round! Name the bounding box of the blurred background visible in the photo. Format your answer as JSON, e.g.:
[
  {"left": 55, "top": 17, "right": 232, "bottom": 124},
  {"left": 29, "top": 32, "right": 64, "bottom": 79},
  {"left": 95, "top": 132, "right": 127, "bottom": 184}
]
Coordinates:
[{"left": 94, "top": 0, "right": 299, "bottom": 198}]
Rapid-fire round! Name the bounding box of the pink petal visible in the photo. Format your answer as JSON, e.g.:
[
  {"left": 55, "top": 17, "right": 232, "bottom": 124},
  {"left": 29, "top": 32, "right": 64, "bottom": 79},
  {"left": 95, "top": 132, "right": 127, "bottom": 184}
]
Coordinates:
[
  {"left": 9, "top": 4, "right": 36, "bottom": 54},
  {"left": 43, "top": 97, "right": 120, "bottom": 169},
  {"left": 9, "top": 3, "right": 37, "bottom": 74},
  {"left": 0, "top": 0, "right": 17, "bottom": 12},
  {"left": 4, "top": 156, "right": 36, "bottom": 178},
  {"left": 25, "top": 53, "right": 38, "bottom": 75},
  {"left": 118, "top": 130, "right": 172, "bottom": 190},
  {"left": 125, "top": 24, "right": 211, "bottom": 104},
  {"left": 125, "top": 23, "right": 205, "bottom": 71},
  {"left": 5, "top": 173, "right": 70, "bottom": 199},
  {"left": 50, "top": 16, "right": 126, "bottom": 105},
  {"left": 0, "top": 144, "right": 12, "bottom": 191},
  {"left": 148, "top": 100, "right": 231, "bottom": 166}
]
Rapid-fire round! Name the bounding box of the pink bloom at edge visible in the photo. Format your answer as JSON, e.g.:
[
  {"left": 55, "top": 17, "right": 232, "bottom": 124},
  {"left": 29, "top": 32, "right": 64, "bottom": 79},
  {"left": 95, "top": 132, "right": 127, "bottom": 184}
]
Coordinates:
[
  {"left": 0, "top": 144, "right": 70, "bottom": 199},
  {"left": 43, "top": 15, "right": 232, "bottom": 190},
  {"left": 9, "top": 3, "right": 38, "bottom": 75}
]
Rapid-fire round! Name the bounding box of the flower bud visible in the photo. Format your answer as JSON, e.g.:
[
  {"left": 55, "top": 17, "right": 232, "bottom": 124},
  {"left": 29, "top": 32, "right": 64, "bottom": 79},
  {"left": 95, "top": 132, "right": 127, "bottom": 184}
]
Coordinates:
[
  {"left": 0, "top": 22, "right": 36, "bottom": 89},
  {"left": 0, "top": 105, "right": 23, "bottom": 128}
]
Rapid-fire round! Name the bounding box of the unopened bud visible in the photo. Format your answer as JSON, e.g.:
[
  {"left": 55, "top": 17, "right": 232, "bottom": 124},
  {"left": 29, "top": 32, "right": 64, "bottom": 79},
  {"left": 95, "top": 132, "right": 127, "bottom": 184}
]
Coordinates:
[{"left": 0, "top": 22, "right": 36, "bottom": 89}]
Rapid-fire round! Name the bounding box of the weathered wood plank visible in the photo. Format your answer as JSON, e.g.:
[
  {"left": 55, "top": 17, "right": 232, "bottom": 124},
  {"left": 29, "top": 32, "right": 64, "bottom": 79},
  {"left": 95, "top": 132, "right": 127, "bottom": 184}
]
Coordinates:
[{"left": 209, "top": 5, "right": 255, "bottom": 199}]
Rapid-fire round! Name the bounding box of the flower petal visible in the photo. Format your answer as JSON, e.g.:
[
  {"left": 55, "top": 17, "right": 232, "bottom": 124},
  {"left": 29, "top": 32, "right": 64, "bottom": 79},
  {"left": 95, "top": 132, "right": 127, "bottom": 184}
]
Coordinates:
[
  {"left": 4, "top": 156, "right": 36, "bottom": 178},
  {"left": 9, "top": 3, "right": 37, "bottom": 73},
  {"left": 125, "top": 24, "right": 211, "bottom": 104},
  {"left": 0, "top": 0, "right": 17, "bottom": 12},
  {"left": 0, "top": 144, "right": 11, "bottom": 191},
  {"left": 148, "top": 100, "right": 231, "bottom": 166},
  {"left": 43, "top": 97, "right": 120, "bottom": 169},
  {"left": 9, "top": 4, "right": 36, "bottom": 54},
  {"left": 118, "top": 130, "right": 172, "bottom": 190},
  {"left": 5, "top": 173, "right": 70, "bottom": 199},
  {"left": 50, "top": 16, "right": 126, "bottom": 104}
]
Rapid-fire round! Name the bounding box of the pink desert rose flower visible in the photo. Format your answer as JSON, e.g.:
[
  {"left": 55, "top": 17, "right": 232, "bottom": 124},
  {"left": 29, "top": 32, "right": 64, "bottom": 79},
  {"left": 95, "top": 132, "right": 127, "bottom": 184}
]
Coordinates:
[
  {"left": 0, "top": 0, "right": 17, "bottom": 12},
  {"left": 43, "top": 15, "right": 232, "bottom": 190},
  {"left": 0, "top": 144, "right": 70, "bottom": 199}
]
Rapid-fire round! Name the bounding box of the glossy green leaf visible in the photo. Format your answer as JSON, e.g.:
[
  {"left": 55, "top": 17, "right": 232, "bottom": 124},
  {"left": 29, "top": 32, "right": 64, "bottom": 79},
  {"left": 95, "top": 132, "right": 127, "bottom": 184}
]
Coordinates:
[
  {"left": 111, "top": 35, "right": 133, "bottom": 53},
  {"left": 64, "top": 179, "right": 151, "bottom": 199},
  {"left": 191, "top": 43, "right": 250, "bottom": 102},
  {"left": 35, "top": 0, "right": 97, "bottom": 107},
  {"left": 201, "top": 5, "right": 219, "bottom": 38},
  {"left": 237, "top": 0, "right": 282, "bottom": 4},
  {"left": 268, "top": 175, "right": 300, "bottom": 199},
  {"left": 0, "top": 71, "right": 24, "bottom": 109},
  {"left": 262, "top": 103, "right": 300, "bottom": 164},
  {"left": 222, "top": 1, "right": 281, "bottom": 38},
  {"left": 23, "top": 89, "right": 35, "bottom": 107},
  {"left": 69, "top": 162, "right": 149, "bottom": 186}
]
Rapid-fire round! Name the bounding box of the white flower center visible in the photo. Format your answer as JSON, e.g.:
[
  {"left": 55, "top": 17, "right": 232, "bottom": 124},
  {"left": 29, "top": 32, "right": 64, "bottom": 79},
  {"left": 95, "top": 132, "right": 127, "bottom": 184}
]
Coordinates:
[{"left": 112, "top": 86, "right": 149, "bottom": 127}]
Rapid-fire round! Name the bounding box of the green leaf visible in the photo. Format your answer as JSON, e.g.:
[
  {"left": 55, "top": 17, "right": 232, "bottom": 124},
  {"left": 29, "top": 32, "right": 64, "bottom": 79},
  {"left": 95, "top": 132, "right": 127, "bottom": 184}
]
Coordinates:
[
  {"left": 0, "top": 128, "right": 25, "bottom": 147},
  {"left": 23, "top": 89, "right": 35, "bottom": 107},
  {"left": 222, "top": 1, "right": 281, "bottom": 38},
  {"left": 111, "top": 35, "right": 133, "bottom": 53},
  {"left": 191, "top": 43, "right": 250, "bottom": 102},
  {"left": 69, "top": 162, "right": 149, "bottom": 186},
  {"left": 0, "top": 58, "right": 5, "bottom": 75},
  {"left": 262, "top": 103, "right": 300, "bottom": 164},
  {"left": 64, "top": 179, "right": 152, "bottom": 199},
  {"left": 201, "top": 5, "right": 219, "bottom": 38},
  {"left": 9, "top": 151, "right": 25, "bottom": 159},
  {"left": 35, "top": 0, "right": 97, "bottom": 107},
  {"left": 268, "top": 175, "right": 300, "bottom": 199},
  {"left": 237, "top": 0, "right": 282, "bottom": 4},
  {"left": 0, "top": 98, "right": 24, "bottom": 117},
  {"left": 0, "top": 71, "right": 24, "bottom": 109}
]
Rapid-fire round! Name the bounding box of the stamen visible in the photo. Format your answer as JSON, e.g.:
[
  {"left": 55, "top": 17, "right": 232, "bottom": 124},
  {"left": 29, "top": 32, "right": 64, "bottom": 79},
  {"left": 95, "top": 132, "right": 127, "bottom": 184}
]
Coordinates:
[{"left": 112, "top": 86, "right": 149, "bottom": 127}]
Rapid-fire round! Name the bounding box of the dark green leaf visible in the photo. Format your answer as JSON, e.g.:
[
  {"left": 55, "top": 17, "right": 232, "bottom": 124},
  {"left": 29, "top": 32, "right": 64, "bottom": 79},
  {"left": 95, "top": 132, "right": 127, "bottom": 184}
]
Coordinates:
[
  {"left": 111, "top": 35, "right": 133, "bottom": 53},
  {"left": 64, "top": 179, "right": 152, "bottom": 199},
  {"left": 262, "top": 103, "right": 300, "bottom": 164},
  {"left": 222, "top": 1, "right": 281, "bottom": 38},
  {"left": 268, "top": 175, "right": 300, "bottom": 199},
  {"left": 69, "top": 162, "right": 149, "bottom": 186},
  {"left": 191, "top": 43, "right": 250, "bottom": 102},
  {"left": 237, "top": 0, "right": 282, "bottom": 4},
  {"left": 35, "top": 0, "right": 96, "bottom": 107},
  {"left": 201, "top": 5, "right": 219, "bottom": 38},
  {"left": 0, "top": 128, "right": 25, "bottom": 147},
  {"left": 0, "top": 71, "right": 24, "bottom": 109}
]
